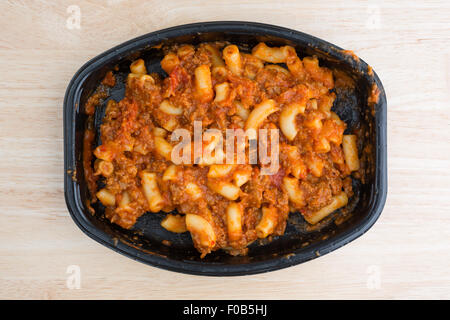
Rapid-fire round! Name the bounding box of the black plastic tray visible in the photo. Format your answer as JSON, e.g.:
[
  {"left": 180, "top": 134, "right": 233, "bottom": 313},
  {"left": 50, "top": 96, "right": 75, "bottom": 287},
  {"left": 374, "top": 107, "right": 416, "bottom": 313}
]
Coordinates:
[{"left": 64, "top": 22, "right": 387, "bottom": 276}]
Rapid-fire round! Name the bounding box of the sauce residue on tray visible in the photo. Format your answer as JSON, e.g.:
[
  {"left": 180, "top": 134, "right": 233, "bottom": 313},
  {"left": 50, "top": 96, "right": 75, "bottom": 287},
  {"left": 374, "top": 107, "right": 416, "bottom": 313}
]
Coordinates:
[
  {"left": 368, "top": 83, "right": 380, "bottom": 105},
  {"left": 341, "top": 49, "right": 360, "bottom": 63}
]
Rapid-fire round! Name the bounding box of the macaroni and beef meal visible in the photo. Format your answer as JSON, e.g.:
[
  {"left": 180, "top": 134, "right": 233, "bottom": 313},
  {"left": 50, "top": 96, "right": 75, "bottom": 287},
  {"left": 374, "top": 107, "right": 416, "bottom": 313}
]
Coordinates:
[{"left": 83, "top": 42, "right": 361, "bottom": 257}]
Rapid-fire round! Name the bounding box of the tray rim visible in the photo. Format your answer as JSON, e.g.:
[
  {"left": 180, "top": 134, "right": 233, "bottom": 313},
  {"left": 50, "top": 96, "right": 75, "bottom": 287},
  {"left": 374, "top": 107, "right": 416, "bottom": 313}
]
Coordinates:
[{"left": 64, "top": 21, "right": 387, "bottom": 276}]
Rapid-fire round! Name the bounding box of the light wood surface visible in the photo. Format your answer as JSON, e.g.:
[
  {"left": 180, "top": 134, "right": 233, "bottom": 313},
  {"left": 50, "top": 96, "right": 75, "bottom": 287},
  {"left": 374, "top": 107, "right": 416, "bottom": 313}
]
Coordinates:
[{"left": 1, "top": 0, "right": 449, "bottom": 300}]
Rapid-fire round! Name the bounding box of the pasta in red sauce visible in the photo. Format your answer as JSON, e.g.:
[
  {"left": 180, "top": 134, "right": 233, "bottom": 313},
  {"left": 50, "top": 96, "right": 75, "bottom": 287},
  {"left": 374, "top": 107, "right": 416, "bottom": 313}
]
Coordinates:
[{"left": 83, "top": 42, "right": 359, "bottom": 257}]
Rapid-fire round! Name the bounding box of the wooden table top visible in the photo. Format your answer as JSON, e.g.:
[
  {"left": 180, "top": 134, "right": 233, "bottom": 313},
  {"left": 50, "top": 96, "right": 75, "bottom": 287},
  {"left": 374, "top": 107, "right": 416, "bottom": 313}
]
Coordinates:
[{"left": 1, "top": 0, "right": 449, "bottom": 299}]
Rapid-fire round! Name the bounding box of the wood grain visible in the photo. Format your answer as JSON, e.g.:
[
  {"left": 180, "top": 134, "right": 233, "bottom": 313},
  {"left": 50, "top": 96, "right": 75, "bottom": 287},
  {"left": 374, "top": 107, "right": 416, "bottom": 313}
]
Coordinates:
[{"left": 0, "top": 0, "right": 449, "bottom": 299}]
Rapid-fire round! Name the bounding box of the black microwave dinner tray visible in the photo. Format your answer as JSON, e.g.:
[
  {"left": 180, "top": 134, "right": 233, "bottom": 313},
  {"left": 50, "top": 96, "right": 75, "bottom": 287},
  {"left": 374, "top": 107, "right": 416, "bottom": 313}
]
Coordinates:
[{"left": 64, "top": 21, "right": 387, "bottom": 276}]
